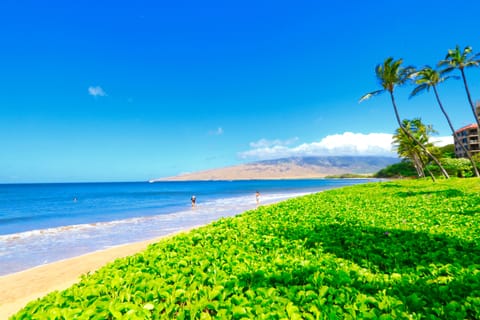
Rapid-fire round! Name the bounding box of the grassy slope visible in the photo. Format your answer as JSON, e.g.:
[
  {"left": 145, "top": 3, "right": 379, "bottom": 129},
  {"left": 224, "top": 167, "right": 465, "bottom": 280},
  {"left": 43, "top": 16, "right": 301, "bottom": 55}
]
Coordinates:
[{"left": 13, "top": 179, "right": 480, "bottom": 319}]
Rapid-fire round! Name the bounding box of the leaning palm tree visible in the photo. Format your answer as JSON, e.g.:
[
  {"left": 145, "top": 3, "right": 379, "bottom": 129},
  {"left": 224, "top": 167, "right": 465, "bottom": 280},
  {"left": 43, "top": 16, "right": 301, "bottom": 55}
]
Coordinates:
[
  {"left": 411, "top": 66, "right": 480, "bottom": 177},
  {"left": 439, "top": 45, "right": 480, "bottom": 128},
  {"left": 360, "top": 57, "right": 450, "bottom": 179},
  {"left": 393, "top": 119, "right": 437, "bottom": 180}
]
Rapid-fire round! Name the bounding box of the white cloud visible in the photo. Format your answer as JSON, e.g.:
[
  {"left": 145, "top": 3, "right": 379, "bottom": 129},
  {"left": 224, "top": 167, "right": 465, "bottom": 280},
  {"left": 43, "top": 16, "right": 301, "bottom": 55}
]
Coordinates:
[
  {"left": 239, "top": 132, "right": 394, "bottom": 160},
  {"left": 249, "top": 137, "right": 298, "bottom": 148},
  {"left": 209, "top": 127, "right": 224, "bottom": 136},
  {"left": 239, "top": 132, "right": 455, "bottom": 160},
  {"left": 431, "top": 136, "right": 453, "bottom": 147},
  {"left": 88, "top": 86, "right": 107, "bottom": 97}
]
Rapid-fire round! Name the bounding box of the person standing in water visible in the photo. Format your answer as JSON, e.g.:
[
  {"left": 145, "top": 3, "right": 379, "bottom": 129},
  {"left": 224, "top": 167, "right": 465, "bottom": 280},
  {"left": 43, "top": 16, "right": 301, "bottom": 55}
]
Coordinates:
[
  {"left": 191, "top": 195, "right": 196, "bottom": 208},
  {"left": 255, "top": 191, "right": 260, "bottom": 205}
]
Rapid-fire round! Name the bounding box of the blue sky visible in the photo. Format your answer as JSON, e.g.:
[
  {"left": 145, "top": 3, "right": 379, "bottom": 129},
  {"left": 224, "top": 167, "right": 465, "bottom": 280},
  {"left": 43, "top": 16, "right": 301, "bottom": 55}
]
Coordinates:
[{"left": 1, "top": 1, "right": 480, "bottom": 183}]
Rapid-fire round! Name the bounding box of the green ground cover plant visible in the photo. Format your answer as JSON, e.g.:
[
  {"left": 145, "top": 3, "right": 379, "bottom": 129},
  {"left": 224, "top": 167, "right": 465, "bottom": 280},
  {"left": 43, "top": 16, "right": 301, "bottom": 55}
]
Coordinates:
[
  {"left": 374, "top": 161, "right": 418, "bottom": 178},
  {"left": 12, "top": 179, "right": 480, "bottom": 319}
]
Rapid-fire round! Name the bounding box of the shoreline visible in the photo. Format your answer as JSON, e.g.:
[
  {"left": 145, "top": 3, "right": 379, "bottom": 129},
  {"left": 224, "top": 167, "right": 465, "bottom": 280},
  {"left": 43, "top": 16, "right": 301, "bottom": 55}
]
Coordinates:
[
  {"left": 0, "top": 227, "right": 198, "bottom": 319},
  {"left": 0, "top": 189, "right": 329, "bottom": 276}
]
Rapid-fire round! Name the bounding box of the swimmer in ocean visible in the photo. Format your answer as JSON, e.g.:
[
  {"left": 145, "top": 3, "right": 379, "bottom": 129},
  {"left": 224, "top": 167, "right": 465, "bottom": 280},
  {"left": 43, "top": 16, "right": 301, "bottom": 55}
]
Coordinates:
[{"left": 191, "top": 195, "right": 196, "bottom": 208}]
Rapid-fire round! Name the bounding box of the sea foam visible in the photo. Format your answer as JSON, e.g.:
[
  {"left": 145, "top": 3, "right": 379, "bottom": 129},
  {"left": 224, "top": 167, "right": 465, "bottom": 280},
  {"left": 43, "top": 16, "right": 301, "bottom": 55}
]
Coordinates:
[{"left": 0, "top": 191, "right": 308, "bottom": 276}]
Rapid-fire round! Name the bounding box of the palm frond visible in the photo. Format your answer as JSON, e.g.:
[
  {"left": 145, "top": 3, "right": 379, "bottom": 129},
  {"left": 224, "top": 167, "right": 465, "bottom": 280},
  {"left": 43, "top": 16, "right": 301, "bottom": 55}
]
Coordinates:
[
  {"left": 384, "top": 57, "right": 395, "bottom": 65},
  {"left": 404, "top": 65, "right": 417, "bottom": 76},
  {"left": 438, "top": 67, "right": 452, "bottom": 76},
  {"left": 359, "top": 90, "right": 384, "bottom": 103},
  {"left": 472, "top": 51, "right": 480, "bottom": 59},
  {"left": 465, "top": 60, "right": 480, "bottom": 68},
  {"left": 399, "top": 65, "right": 416, "bottom": 83},
  {"left": 439, "top": 65, "right": 455, "bottom": 74},
  {"left": 409, "top": 71, "right": 420, "bottom": 79},
  {"left": 442, "top": 75, "right": 460, "bottom": 81},
  {"left": 440, "top": 45, "right": 480, "bottom": 71},
  {"left": 463, "top": 46, "right": 473, "bottom": 55},
  {"left": 438, "top": 59, "right": 450, "bottom": 68},
  {"left": 411, "top": 65, "right": 432, "bottom": 78},
  {"left": 410, "top": 84, "right": 429, "bottom": 98}
]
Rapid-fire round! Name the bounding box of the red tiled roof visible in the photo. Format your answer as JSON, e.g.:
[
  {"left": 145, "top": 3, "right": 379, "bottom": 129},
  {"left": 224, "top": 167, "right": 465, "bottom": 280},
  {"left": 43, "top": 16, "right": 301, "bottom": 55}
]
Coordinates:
[{"left": 455, "top": 123, "right": 478, "bottom": 134}]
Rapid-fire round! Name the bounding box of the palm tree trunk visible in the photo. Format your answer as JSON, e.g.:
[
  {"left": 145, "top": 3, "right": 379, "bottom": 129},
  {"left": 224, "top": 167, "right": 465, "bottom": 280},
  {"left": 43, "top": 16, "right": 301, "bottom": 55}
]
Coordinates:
[
  {"left": 433, "top": 85, "right": 480, "bottom": 177},
  {"left": 460, "top": 68, "right": 480, "bottom": 129},
  {"left": 412, "top": 153, "right": 426, "bottom": 178},
  {"left": 424, "top": 165, "right": 436, "bottom": 181},
  {"left": 389, "top": 91, "right": 450, "bottom": 179},
  {"left": 419, "top": 155, "right": 436, "bottom": 181}
]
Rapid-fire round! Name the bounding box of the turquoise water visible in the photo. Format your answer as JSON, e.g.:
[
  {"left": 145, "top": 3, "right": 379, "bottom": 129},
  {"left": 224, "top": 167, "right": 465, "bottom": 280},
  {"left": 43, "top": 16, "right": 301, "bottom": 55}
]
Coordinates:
[{"left": 0, "top": 179, "right": 378, "bottom": 276}]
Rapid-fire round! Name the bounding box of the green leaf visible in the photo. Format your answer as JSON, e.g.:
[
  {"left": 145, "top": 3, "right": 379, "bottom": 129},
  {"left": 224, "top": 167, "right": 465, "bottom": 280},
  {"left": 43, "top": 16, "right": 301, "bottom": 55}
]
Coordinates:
[{"left": 143, "top": 303, "right": 155, "bottom": 310}]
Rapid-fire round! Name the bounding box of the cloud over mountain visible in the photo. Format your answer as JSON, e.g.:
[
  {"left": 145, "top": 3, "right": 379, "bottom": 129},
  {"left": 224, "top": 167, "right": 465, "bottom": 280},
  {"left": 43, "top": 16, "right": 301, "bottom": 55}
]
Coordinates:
[
  {"left": 239, "top": 132, "right": 394, "bottom": 160},
  {"left": 239, "top": 132, "right": 453, "bottom": 160}
]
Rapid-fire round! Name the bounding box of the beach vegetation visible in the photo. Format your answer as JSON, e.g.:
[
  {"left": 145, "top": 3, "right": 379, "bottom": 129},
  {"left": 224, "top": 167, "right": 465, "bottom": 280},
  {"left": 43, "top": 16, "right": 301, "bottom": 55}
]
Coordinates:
[
  {"left": 12, "top": 179, "right": 480, "bottom": 319},
  {"left": 428, "top": 157, "right": 475, "bottom": 178},
  {"left": 410, "top": 65, "right": 480, "bottom": 177},
  {"left": 359, "top": 58, "right": 449, "bottom": 179},
  {"left": 374, "top": 161, "right": 417, "bottom": 178},
  {"left": 392, "top": 118, "right": 437, "bottom": 179},
  {"left": 438, "top": 144, "right": 455, "bottom": 159},
  {"left": 439, "top": 45, "right": 480, "bottom": 129},
  {"left": 361, "top": 45, "right": 480, "bottom": 179}
]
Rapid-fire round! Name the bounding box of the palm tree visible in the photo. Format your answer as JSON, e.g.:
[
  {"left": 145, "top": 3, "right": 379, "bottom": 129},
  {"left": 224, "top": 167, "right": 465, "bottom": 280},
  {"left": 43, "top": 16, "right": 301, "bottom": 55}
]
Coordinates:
[
  {"left": 393, "top": 119, "right": 437, "bottom": 180},
  {"left": 439, "top": 45, "right": 480, "bottom": 128},
  {"left": 411, "top": 66, "right": 480, "bottom": 177},
  {"left": 392, "top": 120, "right": 419, "bottom": 176},
  {"left": 360, "top": 57, "right": 450, "bottom": 179}
]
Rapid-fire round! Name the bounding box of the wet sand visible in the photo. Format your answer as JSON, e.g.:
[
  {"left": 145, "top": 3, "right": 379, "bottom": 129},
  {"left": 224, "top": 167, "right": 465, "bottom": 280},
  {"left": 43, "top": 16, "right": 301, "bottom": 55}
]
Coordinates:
[{"left": 0, "top": 229, "right": 193, "bottom": 319}]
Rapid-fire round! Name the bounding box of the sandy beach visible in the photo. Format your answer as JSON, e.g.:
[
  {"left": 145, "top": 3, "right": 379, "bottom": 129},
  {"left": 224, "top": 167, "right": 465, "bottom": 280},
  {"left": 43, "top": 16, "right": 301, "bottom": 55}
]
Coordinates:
[{"left": 0, "top": 230, "right": 192, "bottom": 319}]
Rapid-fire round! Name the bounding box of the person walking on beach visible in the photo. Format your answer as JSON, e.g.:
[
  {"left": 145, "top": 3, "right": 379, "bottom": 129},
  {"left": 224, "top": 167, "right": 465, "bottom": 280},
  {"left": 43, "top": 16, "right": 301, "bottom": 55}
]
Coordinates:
[
  {"left": 191, "top": 195, "right": 196, "bottom": 208},
  {"left": 255, "top": 191, "right": 260, "bottom": 205}
]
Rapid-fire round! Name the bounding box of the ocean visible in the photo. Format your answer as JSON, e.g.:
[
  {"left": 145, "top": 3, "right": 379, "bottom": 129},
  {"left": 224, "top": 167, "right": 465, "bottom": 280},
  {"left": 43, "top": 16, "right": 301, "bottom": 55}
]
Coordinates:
[{"left": 0, "top": 179, "right": 379, "bottom": 276}]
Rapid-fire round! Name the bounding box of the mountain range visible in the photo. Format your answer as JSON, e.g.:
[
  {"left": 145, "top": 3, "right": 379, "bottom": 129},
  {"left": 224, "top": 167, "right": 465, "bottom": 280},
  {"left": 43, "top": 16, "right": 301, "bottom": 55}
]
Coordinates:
[{"left": 153, "top": 156, "right": 398, "bottom": 181}]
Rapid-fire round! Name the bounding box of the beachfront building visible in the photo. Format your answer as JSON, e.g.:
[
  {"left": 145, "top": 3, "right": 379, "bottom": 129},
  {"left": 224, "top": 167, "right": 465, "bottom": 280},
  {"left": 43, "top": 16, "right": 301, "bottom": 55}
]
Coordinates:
[
  {"left": 454, "top": 124, "right": 480, "bottom": 157},
  {"left": 454, "top": 102, "right": 480, "bottom": 158}
]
